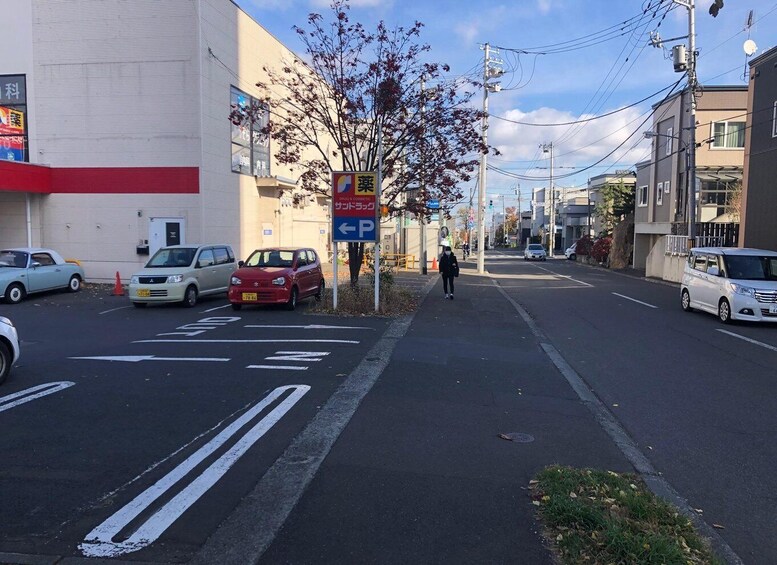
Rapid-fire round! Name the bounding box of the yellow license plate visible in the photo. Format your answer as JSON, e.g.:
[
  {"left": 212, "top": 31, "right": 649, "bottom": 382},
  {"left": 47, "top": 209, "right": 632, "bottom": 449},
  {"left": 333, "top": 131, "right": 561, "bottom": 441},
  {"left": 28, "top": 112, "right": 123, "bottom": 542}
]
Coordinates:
[
  {"left": 137, "top": 289, "right": 151, "bottom": 297},
  {"left": 242, "top": 292, "right": 258, "bottom": 301}
]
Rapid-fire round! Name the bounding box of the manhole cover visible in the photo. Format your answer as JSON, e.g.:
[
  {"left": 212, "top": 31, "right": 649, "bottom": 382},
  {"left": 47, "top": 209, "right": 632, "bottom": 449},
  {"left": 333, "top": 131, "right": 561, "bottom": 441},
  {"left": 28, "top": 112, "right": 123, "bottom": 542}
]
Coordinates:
[{"left": 502, "top": 433, "right": 535, "bottom": 443}]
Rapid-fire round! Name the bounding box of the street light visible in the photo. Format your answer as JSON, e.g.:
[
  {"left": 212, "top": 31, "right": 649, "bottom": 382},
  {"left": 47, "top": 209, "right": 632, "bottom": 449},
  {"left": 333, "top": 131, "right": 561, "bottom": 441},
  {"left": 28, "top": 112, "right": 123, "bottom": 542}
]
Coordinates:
[{"left": 643, "top": 129, "right": 695, "bottom": 245}]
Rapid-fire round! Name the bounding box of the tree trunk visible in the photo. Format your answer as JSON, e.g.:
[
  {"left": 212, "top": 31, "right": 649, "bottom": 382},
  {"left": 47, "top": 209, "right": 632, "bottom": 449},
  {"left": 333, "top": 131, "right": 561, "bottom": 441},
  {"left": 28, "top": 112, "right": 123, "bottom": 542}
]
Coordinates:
[{"left": 347, "top": 242, "right": 365, "bottom": 287}]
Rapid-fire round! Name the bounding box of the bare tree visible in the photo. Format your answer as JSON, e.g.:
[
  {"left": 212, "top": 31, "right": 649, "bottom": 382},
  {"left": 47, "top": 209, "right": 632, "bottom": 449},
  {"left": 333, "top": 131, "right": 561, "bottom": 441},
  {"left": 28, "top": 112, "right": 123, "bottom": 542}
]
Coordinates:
[
  {"left": 231, "top": 0, "right": 488, "bottom": 284},
  {"left": 724, "top": 180, "right": 742, "bottom": 223}
]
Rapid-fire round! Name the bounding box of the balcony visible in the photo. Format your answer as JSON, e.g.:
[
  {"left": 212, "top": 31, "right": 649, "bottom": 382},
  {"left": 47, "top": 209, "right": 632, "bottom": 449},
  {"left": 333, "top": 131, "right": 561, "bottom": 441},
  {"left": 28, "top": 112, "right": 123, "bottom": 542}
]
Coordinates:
[{"left": 665, "top": 223, "right": 739, "bottom": 255}]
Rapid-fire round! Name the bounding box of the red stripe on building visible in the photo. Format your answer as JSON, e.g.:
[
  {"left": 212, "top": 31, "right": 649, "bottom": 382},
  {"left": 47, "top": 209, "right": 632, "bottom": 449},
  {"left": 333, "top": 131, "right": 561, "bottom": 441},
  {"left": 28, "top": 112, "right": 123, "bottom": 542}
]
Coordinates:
[{"left": 0, "top": 162, "right": 199, "bottom": 194}]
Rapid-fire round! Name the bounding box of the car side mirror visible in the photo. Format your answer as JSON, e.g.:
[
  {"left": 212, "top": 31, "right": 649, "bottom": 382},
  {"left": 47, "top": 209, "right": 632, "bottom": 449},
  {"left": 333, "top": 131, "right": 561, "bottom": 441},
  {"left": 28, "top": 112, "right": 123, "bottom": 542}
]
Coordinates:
[
  {"left": 31, "top": 261, "right": 41, "bottom": 268},
  {"left": 238, "top": 260, "right": 245, "bottom": 268},
  {"left": 707, "top": 266, "right": 720, "bottom": 277},
  {"left": 195, "top": 261, "right": 201, "bottom": 269}
]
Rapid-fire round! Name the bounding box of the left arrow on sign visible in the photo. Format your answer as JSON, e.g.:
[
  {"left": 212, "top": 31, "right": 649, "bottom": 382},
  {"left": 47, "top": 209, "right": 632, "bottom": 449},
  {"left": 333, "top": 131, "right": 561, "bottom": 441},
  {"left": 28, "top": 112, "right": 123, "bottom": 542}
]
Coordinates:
[
  {"left": 70, "top": 355, "right": 231, "bottom": 363},
  {"left": 338, "top": 222, "right": 356, "bottom": 235}
]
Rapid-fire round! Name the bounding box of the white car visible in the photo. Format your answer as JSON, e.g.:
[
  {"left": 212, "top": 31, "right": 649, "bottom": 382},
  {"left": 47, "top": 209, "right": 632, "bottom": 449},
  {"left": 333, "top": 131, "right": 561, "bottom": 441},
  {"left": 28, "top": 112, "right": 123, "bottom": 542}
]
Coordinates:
[
  {"left": 524, "top": 244, "right": 547, "bottom": 261},
  {"left": 565, "top": 243, "right": 577, "bottom": 260},
  {"left": 681, "top": 247, "right": 777, "bottom": 323},
  {"left": 0, "top": 316, "right": 20, "bottom": 384},
  {"left": 129, "top": 244, "right": 236, "bottom": 308}
]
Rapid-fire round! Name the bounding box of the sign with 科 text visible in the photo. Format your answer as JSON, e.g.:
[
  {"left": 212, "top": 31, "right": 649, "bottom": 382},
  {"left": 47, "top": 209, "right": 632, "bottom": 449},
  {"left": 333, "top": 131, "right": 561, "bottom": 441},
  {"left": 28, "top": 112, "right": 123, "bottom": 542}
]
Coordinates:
[{"left": 332, "top": 171, "right": 378, "bottom": 242}]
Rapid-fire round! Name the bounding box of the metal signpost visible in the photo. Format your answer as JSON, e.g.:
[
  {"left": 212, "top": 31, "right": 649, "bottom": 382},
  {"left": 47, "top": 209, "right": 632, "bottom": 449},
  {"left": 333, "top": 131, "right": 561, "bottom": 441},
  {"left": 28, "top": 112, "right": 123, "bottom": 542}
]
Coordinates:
[{"left": 331, "top": 171, "right": 379, "bottom": 310}]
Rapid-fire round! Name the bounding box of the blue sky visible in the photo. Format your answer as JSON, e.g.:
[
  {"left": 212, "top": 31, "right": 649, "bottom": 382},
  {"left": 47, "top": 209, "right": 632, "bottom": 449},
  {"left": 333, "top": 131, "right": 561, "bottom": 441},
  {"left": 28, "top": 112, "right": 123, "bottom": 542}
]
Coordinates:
[{"left": 239, "top": 0, "right": 776, "bottom": 205}]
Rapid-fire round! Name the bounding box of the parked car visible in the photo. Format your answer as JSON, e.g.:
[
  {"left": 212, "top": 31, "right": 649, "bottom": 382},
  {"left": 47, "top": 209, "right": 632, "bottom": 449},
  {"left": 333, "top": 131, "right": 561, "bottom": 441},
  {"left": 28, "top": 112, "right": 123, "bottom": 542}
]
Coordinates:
[
  {"left": 681, "top": 247, "right": 777, "bottom": 324},
  {"left": 129, "top": 244, "right": 236, "bottom": 308},
  {"left": 0, "top": 316, "right": 20, "bottom": 384},
  {"left": 565, "top": 243, "right": 577, "bottom": 260},
  {"left": 0, "top": 248, "right": 85, "bottom": 304},
  {"left": 228, "top": 248, "right": 324, "bottom": 311},
  {"left": 524, "top": 243, "right": 547, "bottom": 261}
]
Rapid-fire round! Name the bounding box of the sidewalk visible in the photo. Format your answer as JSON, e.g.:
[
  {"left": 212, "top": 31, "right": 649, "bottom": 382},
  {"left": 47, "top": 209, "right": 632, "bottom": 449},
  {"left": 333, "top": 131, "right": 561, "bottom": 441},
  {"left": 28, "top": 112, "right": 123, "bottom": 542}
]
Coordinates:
[{"left": 260, "top": 268, "right": 634, "bottom": 563}]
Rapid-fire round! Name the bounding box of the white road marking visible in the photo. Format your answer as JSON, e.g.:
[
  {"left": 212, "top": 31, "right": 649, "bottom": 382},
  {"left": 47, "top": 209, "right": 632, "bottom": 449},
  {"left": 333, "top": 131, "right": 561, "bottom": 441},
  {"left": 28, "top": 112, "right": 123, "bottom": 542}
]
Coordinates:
[
  {"left": 99, "top": 306, "right": 133, "bottom": 315},
  {"left": 246, "top": 365, "right": 309, "bottom": 371},
  {"left": 245, "top": 324, "right": 372, "bottom": 330},
  {"left": 265, "top": 351, "right": 330, "bottom": 362},
  {"left": 532, "top": 265, "right": 594, "bottom": 287},
  {"left": 134, "top": 339, "right": 359, "bottom": 344},
  {"left": 611, "top": 292, "right": 659, "bottom": 309},
  {"left": 717, "top": 329, "right": 777, "bottom": 352},
  {"left": 69, "top": 355, "right": 230, "bottom": 363},
  {"left": 0, "top": 381, "right": 75, "bottom": 414},
  {"left": 79, "top": 384, "right": 310, "bottom": 558},
  {"left": 200, "top": 304, "right": 232, "bottom": 313}
]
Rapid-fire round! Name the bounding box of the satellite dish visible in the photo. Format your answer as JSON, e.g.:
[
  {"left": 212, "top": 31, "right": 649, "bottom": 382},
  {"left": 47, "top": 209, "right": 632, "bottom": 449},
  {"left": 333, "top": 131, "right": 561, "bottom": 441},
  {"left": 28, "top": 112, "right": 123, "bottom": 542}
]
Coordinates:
[{"left": 744, "top": 39, "right": 758, "bottom": 56}]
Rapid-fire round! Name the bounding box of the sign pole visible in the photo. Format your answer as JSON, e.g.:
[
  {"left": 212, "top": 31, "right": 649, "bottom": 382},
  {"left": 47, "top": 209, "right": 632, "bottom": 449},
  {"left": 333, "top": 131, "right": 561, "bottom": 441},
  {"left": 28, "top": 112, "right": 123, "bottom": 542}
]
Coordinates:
[
  {"left": 375, "top": 123, "right": 383, "bottom": 312},
  {"left": 332, "top": 242, "right": 338, "bottom": 310}
]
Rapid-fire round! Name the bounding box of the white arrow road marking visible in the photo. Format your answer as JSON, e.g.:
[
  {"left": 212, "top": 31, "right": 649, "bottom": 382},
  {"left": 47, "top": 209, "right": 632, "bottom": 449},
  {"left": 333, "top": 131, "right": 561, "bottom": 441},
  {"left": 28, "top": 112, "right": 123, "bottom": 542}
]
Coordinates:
[
  {"left": 246, "top": 365, "right": 309, "bottom": 371},
  {"left": 265, "top": 351, "right": 330, "bottom": 362},
  {"left": 244, "top": 325, "right": 372, "bottom": 330},
  {"left": 79, "top": 384, "right": 310, "bottom": 558},
  {"left": 0, "top": 381, "right": 76, "bottom": 414},
  {"left": 611, "top": 292, "right": 658, "bottom": 309},
  {"left": 133, "top": 339, "right": 359, "bottom": 344},
  {"left": 69, "top": 355, "right": 230, "bottom": 363},
  {"left": 717, "top": 329, "right": 777, "bottom": 352}
]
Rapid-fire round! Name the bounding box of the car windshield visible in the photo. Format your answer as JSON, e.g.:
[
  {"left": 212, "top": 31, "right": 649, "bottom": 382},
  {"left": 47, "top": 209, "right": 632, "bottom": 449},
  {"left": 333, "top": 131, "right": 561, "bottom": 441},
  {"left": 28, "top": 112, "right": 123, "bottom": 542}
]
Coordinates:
[
  {"left": 723, "top": 255, "right": 777, "bottom": 281},
  {"left": 0, "top": 250, "right": 28, "bottom": 268},
  {"left": 528, "top": 244, "right": 544, "bottom": 251},
  {"left": 245, "top": 250, "right": 295, "bottom": 268},
  {"left": 145, "top": 248, "right": 197, "bottom": 268}
]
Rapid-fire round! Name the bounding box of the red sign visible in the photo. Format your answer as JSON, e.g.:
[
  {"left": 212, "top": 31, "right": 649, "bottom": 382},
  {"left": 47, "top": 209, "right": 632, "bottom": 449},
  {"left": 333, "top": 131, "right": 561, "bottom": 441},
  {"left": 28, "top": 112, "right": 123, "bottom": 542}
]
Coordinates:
[{"left": 332, "top": 172, "right": 377, "bottom": 218}]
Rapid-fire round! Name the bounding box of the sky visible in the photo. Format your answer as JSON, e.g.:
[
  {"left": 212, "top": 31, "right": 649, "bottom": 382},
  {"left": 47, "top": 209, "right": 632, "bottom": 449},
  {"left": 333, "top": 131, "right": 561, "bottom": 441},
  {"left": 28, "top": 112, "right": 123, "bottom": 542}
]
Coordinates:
[{"left": 238, "top": 0, "right": 776, "bottom": 207}]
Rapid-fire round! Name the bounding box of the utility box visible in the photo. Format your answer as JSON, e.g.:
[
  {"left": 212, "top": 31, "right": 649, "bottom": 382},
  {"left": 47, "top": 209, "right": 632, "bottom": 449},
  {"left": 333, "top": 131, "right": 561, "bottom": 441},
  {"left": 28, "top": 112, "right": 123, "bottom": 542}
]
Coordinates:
[{"left": 672, "top": 45, "right": 687, "bottom": 72}]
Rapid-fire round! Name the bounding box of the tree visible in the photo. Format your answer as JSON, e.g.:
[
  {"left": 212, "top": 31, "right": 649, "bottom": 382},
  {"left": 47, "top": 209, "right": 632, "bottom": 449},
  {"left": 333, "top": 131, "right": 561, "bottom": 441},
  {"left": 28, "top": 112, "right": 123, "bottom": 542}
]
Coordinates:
[
  {"left": 594, "top": 180, "right": 635, "bottom": 236},
  {"left": 231, "top": 0, "right": 488, "bottom": 285},
  {"left": 724, "top": 180, "right": 742, "bottom": 223},
  {"left": 495, "top": 206, "right": 517, "bottom": 245}
]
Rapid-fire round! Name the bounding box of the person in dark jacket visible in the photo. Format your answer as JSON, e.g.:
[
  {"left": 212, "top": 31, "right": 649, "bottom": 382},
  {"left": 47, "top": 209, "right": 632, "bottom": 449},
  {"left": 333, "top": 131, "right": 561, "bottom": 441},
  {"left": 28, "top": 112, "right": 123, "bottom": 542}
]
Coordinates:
[{"left": 438, "top": 245, "right": 459, "bottom": 299}]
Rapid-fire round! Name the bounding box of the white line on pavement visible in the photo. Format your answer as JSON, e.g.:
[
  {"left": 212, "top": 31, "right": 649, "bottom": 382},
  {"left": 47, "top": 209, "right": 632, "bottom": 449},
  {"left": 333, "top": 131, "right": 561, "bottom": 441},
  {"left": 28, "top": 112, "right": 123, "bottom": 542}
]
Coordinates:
[
  {"left": 533, "top": 265, "right": 594, "bottom": 287},
  {"left": 200, "top": 304, "right": 233, "bottom": 313},
  {"left": 69, "top": 355, "right": 230, "bottom": 363},
  {"left": 717, "top": 329, "right": 777, "bottom": 352},
  {"left": 0, "top": 381, "right": 76, "bottom": 414},
  {"left": 133, "top": 339, "right": 359, "bottom": 344},
  {"left": 79, "top": 384, "right": 310, "bottom": 558},
  {"left": 244, "top": 324, "right": 372, "bottom": 330},
  {"left": 611, "top": 292, "right": 659, "bottom": 309},
  {"left": 99, "top": 306, "right": 133, "bottom": 315},
  {"left": 246, "top": 365, "right": 309, "bottom": 371},
  {"left": 265, "top": 351, "right": 330, "bottom": 362}
]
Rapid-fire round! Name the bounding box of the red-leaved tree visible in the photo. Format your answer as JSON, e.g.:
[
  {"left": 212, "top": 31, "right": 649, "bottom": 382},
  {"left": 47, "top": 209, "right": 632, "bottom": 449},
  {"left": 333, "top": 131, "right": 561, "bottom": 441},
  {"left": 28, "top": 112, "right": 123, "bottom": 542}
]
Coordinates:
[{"left": 231, "top": 0, "right": 489, "bottom": 285}]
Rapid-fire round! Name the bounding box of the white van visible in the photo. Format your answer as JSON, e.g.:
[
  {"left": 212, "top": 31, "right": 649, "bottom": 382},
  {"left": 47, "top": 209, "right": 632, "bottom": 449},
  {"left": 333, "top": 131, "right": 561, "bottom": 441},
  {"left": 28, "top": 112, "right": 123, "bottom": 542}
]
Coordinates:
[{"left": 681, "top": 247, "right": 777, "bottom": 323}]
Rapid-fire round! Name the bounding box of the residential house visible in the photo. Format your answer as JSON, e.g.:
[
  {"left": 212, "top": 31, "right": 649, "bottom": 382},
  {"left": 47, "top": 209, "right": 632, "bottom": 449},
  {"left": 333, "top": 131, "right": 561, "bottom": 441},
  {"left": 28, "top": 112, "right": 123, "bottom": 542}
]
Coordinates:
[
  {"left": 557, "top": 187, "right": 592, "bottom": 250},
  {"left": 633, "top": 86, "right": 747, "bottom": 282},
  {"left": 740, "top": 46, "right": 777, "bottom": 250},
  {"left": 587, "top": 172, "right": 636, "bottom": 237}
]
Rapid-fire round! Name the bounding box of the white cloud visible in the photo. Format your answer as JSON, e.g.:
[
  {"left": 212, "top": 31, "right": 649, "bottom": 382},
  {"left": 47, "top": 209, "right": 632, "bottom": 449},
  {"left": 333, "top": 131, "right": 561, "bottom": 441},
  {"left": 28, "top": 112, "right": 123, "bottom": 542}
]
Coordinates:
[
  {"left": 537, "top": 0, "right": 552, "bottom": 15},
  {"left": 454, "top": 22, "right": 479, "bottom": 44}
]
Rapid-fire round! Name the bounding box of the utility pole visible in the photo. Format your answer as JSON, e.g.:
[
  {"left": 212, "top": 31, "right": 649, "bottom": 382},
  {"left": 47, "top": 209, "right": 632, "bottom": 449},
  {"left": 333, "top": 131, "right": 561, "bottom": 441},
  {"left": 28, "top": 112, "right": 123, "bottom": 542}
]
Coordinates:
[
  {"left": 517, "top": 185, "right": 522, "bottom": 247},
  {"left": 419, "top": 76, "right": 427, "bottom": 275},
  {"left": 686, "top": 0, "right": 698, "bottom": 248},
  {"left": 542, "top": 142, "right": 554, "bottom": 257}
]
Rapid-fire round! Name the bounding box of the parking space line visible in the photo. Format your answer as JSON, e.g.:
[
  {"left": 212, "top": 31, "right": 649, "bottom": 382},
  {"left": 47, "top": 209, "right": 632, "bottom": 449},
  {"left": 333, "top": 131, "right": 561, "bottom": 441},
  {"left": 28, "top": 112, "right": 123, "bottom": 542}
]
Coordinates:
[
  {"left": 0, "top": 381, "right": 76, "bottom": 414},
  {"left": 265, "top": 352, "right": 330, "bottom": 362},
  {"left": 245, "top": 324, "right": 372, "bottom": 330},
  {"left": 99, "top": 306, "right": 133, "bottom": 315},
  {"left": 247, "top": 365, "right": 308, "bottom": 371},
  {"left": 717, "top": 329, "right": 777, "bottom": 352},
  {"left": 200, "top": 304, "right": 233, "bottom": 313},
  {"left": 134, "top": 339, "right": 359, "bottom": 344},
  {"left": 79, "top": 384, "right": 310, "bottom": 558},
  {"left": 612, "top": 292, "right": 659, "bottom": 309},
  {"left": 69, "top": 355, "right": 230, "bottom": 363}
]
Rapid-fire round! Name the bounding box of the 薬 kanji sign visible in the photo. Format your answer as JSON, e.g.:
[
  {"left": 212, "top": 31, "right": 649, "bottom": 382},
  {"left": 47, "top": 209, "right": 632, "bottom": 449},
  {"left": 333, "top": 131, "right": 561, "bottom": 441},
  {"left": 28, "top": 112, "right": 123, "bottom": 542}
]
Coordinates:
[{"left": 332, "top": 172, "right": 378, "bottom": 242}]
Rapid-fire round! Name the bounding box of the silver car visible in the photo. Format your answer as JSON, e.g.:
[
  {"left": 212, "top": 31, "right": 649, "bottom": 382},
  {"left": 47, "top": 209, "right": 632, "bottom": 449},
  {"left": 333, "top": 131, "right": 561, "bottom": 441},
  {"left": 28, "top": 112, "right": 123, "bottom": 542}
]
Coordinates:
[
  {"left": 0, "top": 316, "right": 20, "bottom": 384},
  {"left": 524, "top": 244, "right": 547, "bottom": 261},
  {"left": 129, "top": 244, "right": 236, "bottom": 308}
]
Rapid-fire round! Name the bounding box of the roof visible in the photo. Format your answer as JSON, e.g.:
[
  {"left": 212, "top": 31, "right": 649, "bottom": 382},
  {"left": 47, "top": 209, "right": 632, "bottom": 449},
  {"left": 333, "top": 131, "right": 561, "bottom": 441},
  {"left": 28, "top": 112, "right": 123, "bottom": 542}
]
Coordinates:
[
  {"left": 748, "top": 44, "right": 777, "bottom": 67},
  {"left": 691, "top": 247, "right": 777, "bottom": 256}
]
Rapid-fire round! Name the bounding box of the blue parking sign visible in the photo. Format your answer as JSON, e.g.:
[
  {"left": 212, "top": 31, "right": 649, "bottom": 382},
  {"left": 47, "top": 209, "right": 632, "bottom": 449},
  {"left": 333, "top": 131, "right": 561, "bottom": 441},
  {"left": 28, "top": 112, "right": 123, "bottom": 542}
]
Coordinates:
[{"left": 333, "top": 217, "right": 376, "bottom": 242}]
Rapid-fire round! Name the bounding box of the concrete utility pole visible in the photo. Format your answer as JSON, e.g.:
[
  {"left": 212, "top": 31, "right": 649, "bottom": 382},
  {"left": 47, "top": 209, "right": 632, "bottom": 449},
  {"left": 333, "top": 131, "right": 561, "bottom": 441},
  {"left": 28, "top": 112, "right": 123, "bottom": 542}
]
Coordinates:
[
  {"left": 686, "top": 0, "right": 698, "bottom": 248},
  {"left": 419, "top": 76, "right": 427, "bottom": 275},
  {"left": 542, "top": 142, "right": 554, "bottom": 257}
]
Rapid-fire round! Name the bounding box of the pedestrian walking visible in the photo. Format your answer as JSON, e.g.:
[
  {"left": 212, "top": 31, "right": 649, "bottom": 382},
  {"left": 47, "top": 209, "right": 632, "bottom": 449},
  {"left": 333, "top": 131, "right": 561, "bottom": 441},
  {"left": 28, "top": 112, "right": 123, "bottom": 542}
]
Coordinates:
[{"left": 439, "top": 245, "right": 459, "bottom": 300}]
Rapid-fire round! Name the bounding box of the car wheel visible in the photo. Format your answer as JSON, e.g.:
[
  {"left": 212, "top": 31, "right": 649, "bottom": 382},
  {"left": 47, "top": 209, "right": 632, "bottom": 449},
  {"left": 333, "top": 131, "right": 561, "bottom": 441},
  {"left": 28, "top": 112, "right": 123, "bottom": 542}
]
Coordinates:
[
  {"left": 4, "top": 283, "right": 25, "bottom": 304},
  {"left": 0, "top": 340, "right": 11, "bottom": 385},
  {"left": 315, "top": 279, "right": 324, "bottom": 301},
  {"left": 182, "top": 285, "right": 198, "bottom": 308},
  {"left": 569, "top": 253, "right": 576, "bottom": 261},
  {"left": 132, "top": 302, "right": 147, "bottom": 308},
  {"left": 718, "top": 298, "right": 732, "bottom": 324},
  {"left": 542, "top": 257, "right": 547, "bottom": 261},
  {"left": 231, "top": 303, "right": 242, "bottom": 311},
  {"left": 681, "top": 289, "right": 693, "bottom": 312},
  {"left": 68, "top": 274, "right": 82, "bottom": 292},
  {"left": 286, "top": 287, "right": 298, "bottom": 311}
]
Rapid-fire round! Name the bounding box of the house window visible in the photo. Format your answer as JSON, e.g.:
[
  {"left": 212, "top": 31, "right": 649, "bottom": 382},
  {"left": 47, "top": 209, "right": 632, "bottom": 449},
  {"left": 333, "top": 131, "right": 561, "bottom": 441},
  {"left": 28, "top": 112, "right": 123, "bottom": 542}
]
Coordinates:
[
  {"left": 711, "top": 121, "right": 745, "bottom": 148},
  {"left": 638, "top": 185, "right": 648, "bottom": 207},
  {"left": 773, "top": 100, "right": 777, "bottom": 138},
  {"left": 664, "top": 180, "right": 670, "bottom": 194},
  {"left": 656, "top": 182, "right": 663, "bottom": 205},
  {"left": 665, "top": 127, "right": 673, "bottom": 156}
]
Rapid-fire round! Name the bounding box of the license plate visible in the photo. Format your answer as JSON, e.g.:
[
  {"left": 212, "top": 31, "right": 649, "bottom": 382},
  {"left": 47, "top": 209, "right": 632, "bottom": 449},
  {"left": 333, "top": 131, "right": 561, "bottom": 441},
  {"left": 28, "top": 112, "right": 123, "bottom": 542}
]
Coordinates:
[
  {"left": 242, "top": 292, "right": 258, "bottom": 301},
  {"left": 769, "top": 305, "right": 777, "bottom": 314},
  {"left": 137, "top": 288, "right": 150, "bottom": 297}
]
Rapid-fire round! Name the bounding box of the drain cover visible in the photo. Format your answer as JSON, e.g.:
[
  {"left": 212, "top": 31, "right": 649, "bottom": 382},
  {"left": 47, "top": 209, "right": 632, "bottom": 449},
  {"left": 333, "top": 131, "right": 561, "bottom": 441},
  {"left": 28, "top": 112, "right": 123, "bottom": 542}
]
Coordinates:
[{"left": 502, "top": 433, "right": 535, "bottom": 443}]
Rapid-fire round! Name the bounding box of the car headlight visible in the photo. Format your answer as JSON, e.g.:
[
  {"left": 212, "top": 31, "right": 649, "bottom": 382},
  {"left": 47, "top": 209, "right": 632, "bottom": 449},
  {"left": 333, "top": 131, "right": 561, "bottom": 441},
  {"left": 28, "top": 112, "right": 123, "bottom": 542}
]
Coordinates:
[
  {"left": 729, "top": 282, "right": 755, "bottom": 298},
  {"left": 130, "top": 275, "right": 139, "bottom": 285},
  {"left": 272, "top": 276, "right": 286, "bottom": 286},
  {"left": 231, "top": 276, "right": 242, "bottom": 285},
  {"left": 167, "top": 274, "right": 184, "bottom": 284}
]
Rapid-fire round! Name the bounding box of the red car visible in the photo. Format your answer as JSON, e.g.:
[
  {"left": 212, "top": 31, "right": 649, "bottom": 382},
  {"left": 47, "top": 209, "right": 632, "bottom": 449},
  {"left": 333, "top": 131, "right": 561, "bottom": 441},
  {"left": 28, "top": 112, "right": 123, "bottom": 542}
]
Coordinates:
[{"left": 228, "top": 248, "right": 324, "bottom": 311}]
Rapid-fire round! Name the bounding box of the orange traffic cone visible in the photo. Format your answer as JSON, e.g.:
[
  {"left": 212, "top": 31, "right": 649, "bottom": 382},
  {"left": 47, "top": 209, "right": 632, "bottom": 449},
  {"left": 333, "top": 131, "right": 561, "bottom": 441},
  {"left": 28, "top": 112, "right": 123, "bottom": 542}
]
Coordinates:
[
  {"left": 431, "top": 256, "right": 438, "bottom": 270},
  {"left": 113, "top": 271, "right": 124, "bottom": 296}
]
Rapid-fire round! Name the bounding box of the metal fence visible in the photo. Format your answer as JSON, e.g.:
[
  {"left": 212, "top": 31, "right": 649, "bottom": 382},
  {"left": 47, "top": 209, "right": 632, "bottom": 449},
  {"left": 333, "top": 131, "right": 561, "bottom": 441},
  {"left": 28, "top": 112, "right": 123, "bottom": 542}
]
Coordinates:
[
  {"left": 665, "top": 223, "right": 740, "bottom": 256},
  {"left": 665, "top": 235, "right": 689, "bottom": 256}
]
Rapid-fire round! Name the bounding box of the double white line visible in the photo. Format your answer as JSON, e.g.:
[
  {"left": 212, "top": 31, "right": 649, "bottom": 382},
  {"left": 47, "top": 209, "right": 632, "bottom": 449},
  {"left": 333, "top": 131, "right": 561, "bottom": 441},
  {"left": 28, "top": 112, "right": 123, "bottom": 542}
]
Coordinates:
[{"left": 79, "top": 384, "right": 309, "bottom": 558}]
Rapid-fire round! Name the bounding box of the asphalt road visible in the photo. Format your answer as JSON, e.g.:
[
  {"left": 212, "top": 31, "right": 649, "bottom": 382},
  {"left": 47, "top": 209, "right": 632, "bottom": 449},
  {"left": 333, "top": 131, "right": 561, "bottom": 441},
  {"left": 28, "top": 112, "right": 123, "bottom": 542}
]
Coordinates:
[{"left": 487, "top": 251, "right": 777, "bottom": 564}]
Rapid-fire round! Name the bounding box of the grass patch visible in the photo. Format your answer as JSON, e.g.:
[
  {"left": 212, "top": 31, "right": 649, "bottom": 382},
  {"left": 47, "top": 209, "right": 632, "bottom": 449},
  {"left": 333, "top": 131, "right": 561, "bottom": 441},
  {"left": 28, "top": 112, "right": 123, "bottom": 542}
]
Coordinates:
[
  {"left": 531, "top": 466, "right": 722, "bottom": 564},
  {"left": 309, "top": 283, "right": 419, "bottom": 316}
]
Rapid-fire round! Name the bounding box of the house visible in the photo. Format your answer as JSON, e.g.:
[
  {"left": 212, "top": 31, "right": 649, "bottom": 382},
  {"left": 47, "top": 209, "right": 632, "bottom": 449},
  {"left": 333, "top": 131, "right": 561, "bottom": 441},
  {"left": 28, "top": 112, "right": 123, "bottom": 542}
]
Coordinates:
[
  {"left": 587, "top": 172, "right": 636, "bottom": 237},
  {"left": 740, "top": 45, "right": 777, "bottom": 250},
  {"left": 633, "top": 86, "right": 747, "bottom": 282},
  {"left": 557, "top": 187, "right": 592, "bottom": 250}
]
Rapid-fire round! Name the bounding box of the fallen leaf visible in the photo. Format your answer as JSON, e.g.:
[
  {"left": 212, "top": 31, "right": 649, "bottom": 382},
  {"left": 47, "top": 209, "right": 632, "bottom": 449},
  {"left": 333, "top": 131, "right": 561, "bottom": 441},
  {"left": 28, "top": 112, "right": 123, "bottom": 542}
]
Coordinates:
[
  {"left": 556, "top": 533, "right": 563, "bottom": 541},
  {"left": 498, "top": 433, "right": 513, "bottom": 441},
  {"left": 694, "top": 508, "right": 704, "bottom": 514},
  {"left": 532, "top": 500, "right": 540, "bottom": 506},
  {"left": 612, "top": 403, "right": 619, "bottom": 407},
  {"left": 528, "top": 479, "right": 539, "bottom": 485},
  {"left": 713, "top": 523, "right": 725, "bottom": 529},
  {"left": 647, "top": 446, "right": 653, "bottom": 450},
  {"left": 569, "top": 492, "right": 578, "bottom": 499},
  {"left": 629, "top": 483, "right": 638, "bottom": 490}
]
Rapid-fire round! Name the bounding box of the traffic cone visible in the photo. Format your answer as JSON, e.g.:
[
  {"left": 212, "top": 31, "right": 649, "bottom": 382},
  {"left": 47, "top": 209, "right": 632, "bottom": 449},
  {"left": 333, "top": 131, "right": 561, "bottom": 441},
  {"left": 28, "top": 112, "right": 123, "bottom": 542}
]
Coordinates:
[
  {"left": 431, "top": 256, "right": 438, "bottom": 270},
  {"left": 113, "top": 272, "right": 124, "bottom": 296}
]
